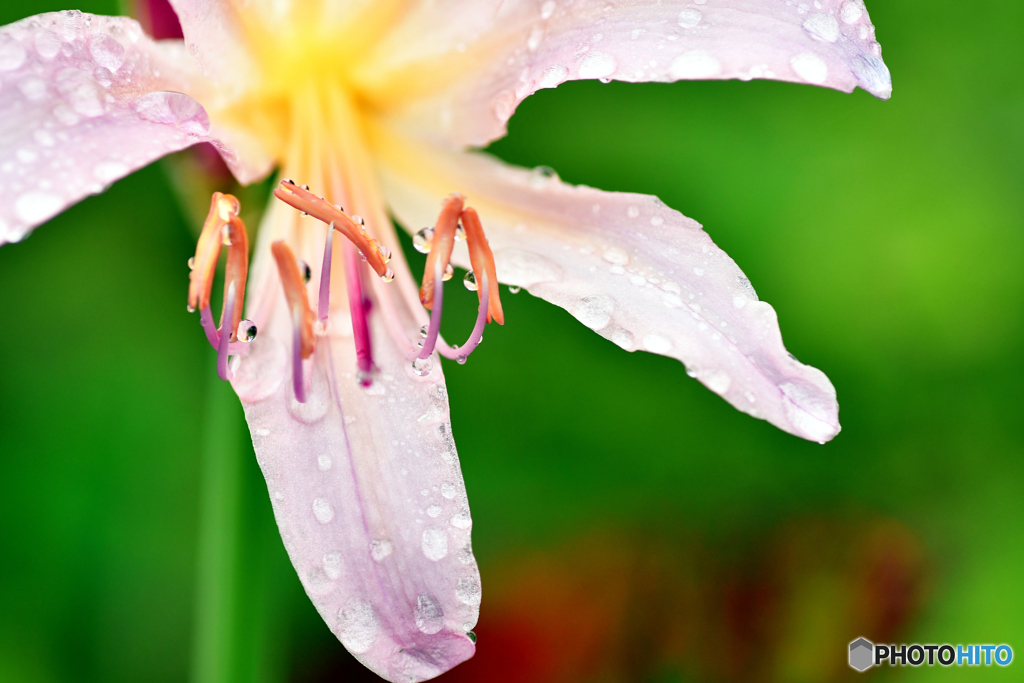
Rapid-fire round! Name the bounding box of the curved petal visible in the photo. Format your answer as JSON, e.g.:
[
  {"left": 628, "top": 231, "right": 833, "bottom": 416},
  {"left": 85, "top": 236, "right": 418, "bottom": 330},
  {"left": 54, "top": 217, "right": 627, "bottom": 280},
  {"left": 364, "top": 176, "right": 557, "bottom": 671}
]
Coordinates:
[
  {"left": 166, "top": 0, "right": 255, "bottom": 89},
  {"left": 372, "top": 127, "right": 840, "bottom": 442},
  {"left": 0, "top": 12, "right": 269, "bottom": 245},
  {"left": 355, "top": 0, "right": 890, "bottom": 148},
  {"left": 231, "top": 192, "right": 478, "bottom": 680}
]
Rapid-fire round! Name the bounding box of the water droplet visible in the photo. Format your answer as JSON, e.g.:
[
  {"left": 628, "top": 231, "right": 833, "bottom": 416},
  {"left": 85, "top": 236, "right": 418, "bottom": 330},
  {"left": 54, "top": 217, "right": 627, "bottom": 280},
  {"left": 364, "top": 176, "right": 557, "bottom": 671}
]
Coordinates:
[
  {"left": 187, "top": 304, "right": 196, "bottom": 313},
  {"left": 92, "top": 66, "right": 113, "bottom": 87},
  {"left": 300, "top": 184, "right": 309, "bottom": 191},
  {"left": 442, "top": 264, "right": 454, "bottom": 281},
  {"left": 0, "top": 36, "right": 27, "bottom": 71},
  {"left": 840, "top": 2, "right": 863, "bottom": 24},
  {"left": 508, "top": 285, "right": 521, "bottom": 294},
  {"left": 441, "top": 482, "right": 457, "bottom": 499},
  {"left": 422, "top": 527, "right": 448, "bottom": 561},
  {"left": 572, "top": 295, "right": 614, "bottom": 330},
  {"left": 187, "top": 256, "right": 195, "bottom": 270},
  {"left": 790, "top": 53, "right": 828, "bottom": 84},
  {"left": 412, "top": 357, "right": 433, "bottom": 376},
  {"left": 297, "top": 259, "right": 312, "bottom": 283},
  {"left": 238, "top": 319, "right": 257, "bottom": 342},
  {"left": 528, "top": 165, "right": 558, "bottom": 188},
  {"left": 338, "top": 598, "right": 380, "bottom": 654},
  {"left": 378, "top": 244, "right": 392, "bottom": 262},
  {"left": 540, "top": 0, "right": 556, "bottom": 19},
  {"left": 670, "top": 50, "right": 722, "bottom": 79},
  {"left": 426, "top": 504, "right": 442, "bottom": 518},
  {"left": 419, "top": 324, "right": 429, "bottom": 339},
  {"left": 317, "top": 453, "right": 332, "bottom": 471},
  {"left": 18, "top": 77, "right": 47, "bottom": 102},
  {"left": 15, "top": 192, "right": 62, "bottom": 224},
  {"left": 450, "top": 510, "right": 472, "bottom": 529},
  {"left": 414, "top": 227, "right": 434, "bottom": 253},
  {"left": 454, "top": 223, "right": 466, "bottom": 241},
  {"left": 456, "top": 355, "right": 467, "bottom": 365},
  {"left": 467, "top": 631, "right": 477, "bottom": 643},
  {"left": 381, "top": 268, "right": 395, "bottom": 283},
  {"left": 34, "top": 30, "right": 61, "bottom": 60},
  {"left": 415, "top": 594, "right": 445, "bottom": 635},
  {"left": 93, "top": 161, "right": 128, "bottom": 183},
  {"left": 463, "top": 270, "right": 478, "bottom": 291},
  {"left": 220, "top": 224, "right": 232, "bottom": 246},
  {"left": 678, "top": 8, "right": 703, "bottom": 27},
  {"left": 578, "top": 51, "right": 617, "bottom": 79},
  {"left": 642, "top": 333, "right": 673, "bottom": 354},
  {"left": 89, "top": 33, "right": 125, "bottom": 71},
  {"left": 312, "top": 498, "right": 334, "bottom": 524},
  {"left": 323, "top": 552, "right": 342, "bottom": 580},
  {"left": 456, "top": 577, "right": 482, "bottom": 606},
  {"left": 370, "top": 539, "right": 393, "bottom": 561},
  {"left": 803, "top": 13, "right": 840, "bottom": 42},
  {"left": 602, "top": 247, "right": 630, "bottom": 266},
  {"left": 132, "top": 91, "right": 210, "bottom": 135}
]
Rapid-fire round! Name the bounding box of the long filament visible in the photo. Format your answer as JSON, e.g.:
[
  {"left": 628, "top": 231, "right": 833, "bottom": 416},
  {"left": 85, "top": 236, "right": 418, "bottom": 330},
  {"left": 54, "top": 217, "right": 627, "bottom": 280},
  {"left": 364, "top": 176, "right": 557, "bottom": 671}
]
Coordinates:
[{"left": 217, "top": 282, "right": 236, "bottom": 381}]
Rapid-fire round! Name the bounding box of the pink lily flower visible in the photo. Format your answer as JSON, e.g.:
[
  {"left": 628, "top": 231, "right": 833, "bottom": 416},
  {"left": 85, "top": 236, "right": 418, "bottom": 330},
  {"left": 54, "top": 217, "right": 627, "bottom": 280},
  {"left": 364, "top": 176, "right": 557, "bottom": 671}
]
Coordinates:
[{"left": 0, "top": 1, "right": 890, "bottom": 680}]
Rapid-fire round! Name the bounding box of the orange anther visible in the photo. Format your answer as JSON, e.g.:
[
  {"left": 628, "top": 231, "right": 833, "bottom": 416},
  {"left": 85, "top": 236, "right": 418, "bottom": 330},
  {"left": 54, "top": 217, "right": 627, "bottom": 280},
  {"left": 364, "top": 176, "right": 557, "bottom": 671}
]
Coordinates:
[
  {"left": 188, "top": 192, "right": 250, "bottom": 339},
  {"left": 460, "top": 207, "right": 504, "bottom": 325},
  {"left": 271, "top": 240, "right": 316, "bottom": 359},
  {"left": 272, "top": 181, "right": 389, "bottom": 277},
  {"left": 420, "top": 194, "right": 463, "bottom": 310}
]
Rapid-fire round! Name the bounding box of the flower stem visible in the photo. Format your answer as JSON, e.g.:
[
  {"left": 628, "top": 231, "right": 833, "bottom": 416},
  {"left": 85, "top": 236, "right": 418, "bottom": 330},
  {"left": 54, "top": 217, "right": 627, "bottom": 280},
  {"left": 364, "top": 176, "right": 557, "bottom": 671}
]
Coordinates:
[{"left": 190, "top": 369, "right": 244, "bottom": 683}]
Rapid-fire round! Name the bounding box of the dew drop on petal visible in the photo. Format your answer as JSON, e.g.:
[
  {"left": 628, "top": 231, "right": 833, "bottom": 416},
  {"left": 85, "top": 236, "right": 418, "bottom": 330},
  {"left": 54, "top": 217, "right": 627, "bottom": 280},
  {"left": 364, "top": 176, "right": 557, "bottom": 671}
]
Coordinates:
[
  {"left": 643, "top": 333, "right": 673, "bottom": 354},
  {"left": 578, "top": 51, "right": 617, "bottom": 79},
  {"left": 422, "top": 528, "right": 448, "bottom": 561},
  {"left": 323, "top": 552, "right": 342, "bottom": 580},
  {"left": 415, "top": 594, "right": 445, "bottom": 635},
  {"left": 539, "top": 64, "right": 568, "bottom": 89},
  {"left": 88, "top": 33, "right": 125, "bottom": 71},
  {"left": 803, "top": 13, "right": 840, "bottom": 42},
  {"left": 790, "top": 53, "right": 828, "bottom": 84},
  {"left": 540, "top": 0, "right": 556, "bottom": 19},
  {"left": 840, "top": 2, "right": 863, "bottom": 23},
  {"left": 670, "top": 50, "right": 722, "bottom": 79},
  {"left": 131, "top": 91, "right": 211, "bottom": 136},
  {"left": 508, "top": 285, "right": 521, "bottom": 294},
  {"left": 456, "top": 577, "right": 482, "bottom": 606},
  {"left": 678, "top": 8, "right": 702, "bottom": 27},
  {"left": 15, "top": 192, "right": 63, "bottom": 225},
  {"left": 370, "top": 539, "right": 393, "bottom": 562},
  {"left": 312, "top": 498, "right": 334, "bottom": 524},
  {"left": 34, "top": 30, "right": 61, "bottom": 60},
  {"left": 572, "top": 295, "right": 614, "bottom": 330},
  {"left": 338, "top": 598, "right": 379, "bottom": 654},
  {"left": 0, "top": 37, "right": 27, "bottom": 71},
  {"left": 463, "top": 270, "right": 478, "bottom": 291},
  {"left": 450, "top": 510, "right": 472, "bottom": 529}
]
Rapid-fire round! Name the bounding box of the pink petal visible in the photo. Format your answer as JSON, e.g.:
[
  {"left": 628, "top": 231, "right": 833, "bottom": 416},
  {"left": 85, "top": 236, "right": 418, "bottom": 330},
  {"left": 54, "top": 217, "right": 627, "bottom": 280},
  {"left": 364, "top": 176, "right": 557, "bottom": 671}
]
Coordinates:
[
  {"left": 358, "top": 0, "right": 890, "bottom": 148},
  {"left": 374, "top": 133, "right": 840, "bottom": 442},
  {"left": 0, "top": 12, "right": 262, "bottom": 245},
  {"left": 231, "top": 207, "right": 479, "bottom": 681}
]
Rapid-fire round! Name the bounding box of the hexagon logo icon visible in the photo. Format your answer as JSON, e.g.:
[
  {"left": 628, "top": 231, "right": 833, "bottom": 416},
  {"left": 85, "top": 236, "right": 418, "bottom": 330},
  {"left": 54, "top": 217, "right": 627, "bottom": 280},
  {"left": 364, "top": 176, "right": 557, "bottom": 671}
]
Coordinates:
[{"left": 849, "top": 637, "right": 874, "bottom": 671}]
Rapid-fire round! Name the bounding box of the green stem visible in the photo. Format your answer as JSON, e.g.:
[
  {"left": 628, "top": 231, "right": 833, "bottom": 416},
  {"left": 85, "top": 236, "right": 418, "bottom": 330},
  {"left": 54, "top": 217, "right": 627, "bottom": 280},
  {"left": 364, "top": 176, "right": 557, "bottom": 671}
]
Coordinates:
[{"left": 190, "top": 369, "right": 244, "bottom": 683}]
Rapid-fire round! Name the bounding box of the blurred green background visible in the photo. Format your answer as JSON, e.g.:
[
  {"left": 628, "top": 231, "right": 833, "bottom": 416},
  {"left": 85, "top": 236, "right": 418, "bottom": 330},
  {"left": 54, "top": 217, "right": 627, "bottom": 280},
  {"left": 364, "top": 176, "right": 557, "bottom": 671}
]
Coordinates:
[{"left": 1, "top": 0, "right": 1022, "bottom": 681}]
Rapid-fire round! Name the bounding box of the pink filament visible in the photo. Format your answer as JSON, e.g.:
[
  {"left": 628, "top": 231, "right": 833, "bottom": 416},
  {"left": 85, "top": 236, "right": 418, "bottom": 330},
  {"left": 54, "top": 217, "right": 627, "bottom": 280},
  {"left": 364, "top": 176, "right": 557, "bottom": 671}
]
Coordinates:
[
  {"left": 216, "top": 282, "right": 236, "bottom": 381},
  {"left": 344, "top": 241, "right": 374, "bottom": 385},
  {"left": 291, "top": 314, "right": 307, "bottom": 403},
  {"left": 418, "top": 265, "right": 490, "bottom": 362},
  {"left": 318, "top": 223, "right": 334, "bottom": 322}
]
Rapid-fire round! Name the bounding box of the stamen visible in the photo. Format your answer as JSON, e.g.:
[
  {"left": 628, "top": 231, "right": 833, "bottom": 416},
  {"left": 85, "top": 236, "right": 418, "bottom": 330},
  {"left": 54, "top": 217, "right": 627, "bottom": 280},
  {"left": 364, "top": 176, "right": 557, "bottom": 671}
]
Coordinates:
[
  {"left": 418, "top": 255, "right": 491, "bottom": 363},
  {"left": 318, "top": 222, "right": 335, "bottom": 322},
  {"left": 273, "top": 181, "right": 391, "bottom": 278},
  {"left": 188, "top": 192, "right": 253, "bottom": 373},
  {"left": 420, "top": 194, "right": 463, "bottom": 310},
  {"left": 344, "top": 240, "right": 375, "bottom": 385},
  {"left": 460, "top": 207, "right": 504, "bottom": 325},
  {"left": 271, "top": 240, "right": 316, "bottom": 402}
]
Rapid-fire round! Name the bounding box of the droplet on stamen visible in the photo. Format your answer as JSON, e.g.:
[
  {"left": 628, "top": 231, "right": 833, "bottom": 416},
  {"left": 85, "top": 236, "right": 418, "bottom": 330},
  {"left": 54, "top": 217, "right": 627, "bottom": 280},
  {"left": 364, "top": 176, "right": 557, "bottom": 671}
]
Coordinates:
[
  {"left": 442, "top": 264, "right": 454, "bottom": 282},
  {"left": 412, "top": 357, "right": 432, "bottom": 376},
  {"left": 187, "top": 256, "right": 195, "bottom": 270},
  {"left": 300, "top": 184, "right": 309, "bottom": 191},
  {"left": 456, "top": 354, "right": 467, "bottom": 365},
  {"left": 413, "top": 228, "right": 434, "bottom": 254},
  {"left": 379, "top": 245, "right": 392, "bottom": 262},
  {"left": 419, "top": 325, "right": 429, "bottom": 338},
  {"left": 463, "top": 270, "right": 478, "bottom": 291},
  {"left": 509, "top": 285, "right": 521, "bottom": 294},
  {"left": 297, "top": 259, "right": 312, "bottom": 284},
  {"left": 381, "top": 268, "right": 395, "bottom": 282},
  {"left": 455, "top": 223, "right": 466, "bottom": 241},
  {"left": 238, "top": 319, "right": 257, "bottom": 343}
]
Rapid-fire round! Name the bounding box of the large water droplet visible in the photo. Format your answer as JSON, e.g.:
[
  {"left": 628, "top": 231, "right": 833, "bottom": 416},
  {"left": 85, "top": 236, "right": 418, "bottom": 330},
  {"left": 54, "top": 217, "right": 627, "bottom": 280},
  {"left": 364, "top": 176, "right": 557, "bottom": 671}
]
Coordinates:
[
  {"left": 0, "top": 36, "right": 27, "bottom": 71},
  {"left": 412, "top": 357, "right": 433, "bottom": 376},
  {"left": 34, "top": 30, "right": 61, "bottom": 60},
  {"left": 132, "top": 91, "right": 211, "bottom": 136},
  {"left": 463, "top": 270, "right": 478, "bottom": 291},
  {"left": 238, "top": 319, "right": 257, "bottom": 343},
  {"left": 422, "top": 527, "right": 448, "bottom": 561},
  {"left": 803, "top": 13, "right": 840, "bottom": 42},
  {"left": 456, "top": 577, "right": 482, "bottom": 606},
  {"left": 413, "top": 227, "right": 434, "bottom": 253},
  {"left": 15, "top": 192, "right": 62, "bottom": 224},
  {"left": 790, "top": 53, "right": 828, "bottom": 84},
  {"left": 88, "top": 33, "right": 125, "bottom": 71},
  {"left": 456, "top": 354, "right": 467, "bottom": 365},
  {"left": 312, "top": 498, "right": 335, "bottom": 524},
  {"left": 578, "top": 51, "right": 617, "bottom": 79},
  {"left": 678, "top": 8, "right": 702, "bottom": 27},
  {"left": 338, "top": 598, "right": 379, "bottom": 654},
  {"left": 572, "top": 295, "right": 614, "bottom": 330},
  {"left": 415, "top": 594, "right": 445, "bottom": 635},
  {"left": 370, "top": 539, "right": 394, "bottom": 562}
]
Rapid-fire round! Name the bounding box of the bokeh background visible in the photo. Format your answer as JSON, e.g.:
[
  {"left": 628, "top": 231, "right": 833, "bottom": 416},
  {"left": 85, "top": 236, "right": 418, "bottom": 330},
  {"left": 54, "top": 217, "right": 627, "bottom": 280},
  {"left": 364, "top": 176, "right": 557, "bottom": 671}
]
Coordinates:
[{"left": 1, "top": 0, "right": 1022, "bottom": 681}]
